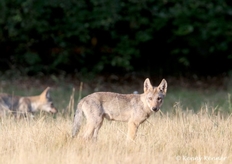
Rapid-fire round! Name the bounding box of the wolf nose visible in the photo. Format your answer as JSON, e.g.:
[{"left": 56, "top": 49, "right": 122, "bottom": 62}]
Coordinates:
[{"left": 152, "top": 107, "right": 159, "bottom": 112}]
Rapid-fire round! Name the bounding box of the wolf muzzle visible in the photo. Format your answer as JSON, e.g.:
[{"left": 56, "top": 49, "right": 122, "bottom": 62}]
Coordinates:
[
  {"left": 50, "top": 107, "right": 58, "bottom": 114},
  {"left": 152, "top": 107, "right": 159, "bottom": 112}
]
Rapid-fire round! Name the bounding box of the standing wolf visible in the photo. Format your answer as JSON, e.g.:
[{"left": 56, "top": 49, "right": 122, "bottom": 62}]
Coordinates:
[
  {"left": 0, "top": 87, "right": 57, "bottom": 118},
  {"left": 72, "top": 78, "right": 167, "bottom": 141}
]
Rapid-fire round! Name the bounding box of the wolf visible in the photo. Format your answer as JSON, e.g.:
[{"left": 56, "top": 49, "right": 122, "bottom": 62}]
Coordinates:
[
  {"left": 0, "top": 87, "right": 57, "bottom": 119},
  {"left": 72, "top": 78, "right": 167, "bottom": 141}
]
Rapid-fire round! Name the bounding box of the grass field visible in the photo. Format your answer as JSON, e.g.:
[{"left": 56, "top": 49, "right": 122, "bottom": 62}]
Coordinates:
[{"left": 0, "top": 76, "right": 231, "bottom": 164}]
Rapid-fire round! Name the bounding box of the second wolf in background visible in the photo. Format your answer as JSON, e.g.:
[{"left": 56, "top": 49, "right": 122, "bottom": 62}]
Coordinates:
[{"left": 0, "top": 87, "right": 57, "bottom": 118}]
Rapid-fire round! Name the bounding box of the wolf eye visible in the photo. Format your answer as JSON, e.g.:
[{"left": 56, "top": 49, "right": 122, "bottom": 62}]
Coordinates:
[{"left": 157, "top": 97, "right": 162, "bottom": 101}]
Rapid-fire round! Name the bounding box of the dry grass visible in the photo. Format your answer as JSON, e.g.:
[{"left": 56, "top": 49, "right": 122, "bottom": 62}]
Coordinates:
[{"left": 0, "top": 108, "right": 231, "bottom": 164}]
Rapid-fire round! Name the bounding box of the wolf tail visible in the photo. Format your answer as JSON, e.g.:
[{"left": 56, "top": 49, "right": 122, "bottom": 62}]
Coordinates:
[{"left": 72, "top": 105, "right": 83, "bottom": 138}]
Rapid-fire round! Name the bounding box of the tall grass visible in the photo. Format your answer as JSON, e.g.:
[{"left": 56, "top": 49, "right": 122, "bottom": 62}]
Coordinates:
[
  {"left": 0, "top": 77, "right": 231, "bottom": 163},
  {"left": 0, "top": 109, "right": 231, "bottom": 164}
]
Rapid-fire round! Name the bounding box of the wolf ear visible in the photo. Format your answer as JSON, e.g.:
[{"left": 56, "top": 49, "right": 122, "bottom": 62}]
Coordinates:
[
  {"left": 144, "top": 78, "right": 153, "bottom": 92},
  {"left": 41, "top": 87, "right": 51, "bottom": 99},
  {"left": 157, "top": 79, "right": 167, "bottom": 95}
]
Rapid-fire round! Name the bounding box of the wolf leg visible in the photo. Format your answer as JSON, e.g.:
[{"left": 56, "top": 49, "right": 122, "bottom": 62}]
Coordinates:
[
  {"left": 83, "top": 122, "right": 96, "bottom": 140},
  {"left": 83, "top": 116, "right": 104, "bottom": 141},
  {"left": 93, "top": 117, "right": 104, "bottom": 141},
  {"left": 127, "top": 121, "right": 139, "bottom": 141}
]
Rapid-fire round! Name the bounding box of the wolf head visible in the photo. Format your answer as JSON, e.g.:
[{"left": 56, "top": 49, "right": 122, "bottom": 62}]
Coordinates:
[
  {"left": 144, "top": 78, "right": 167, "bottom": 112},
  {"left": 39, "top": 87, "right": 57, "bottom": 114}
]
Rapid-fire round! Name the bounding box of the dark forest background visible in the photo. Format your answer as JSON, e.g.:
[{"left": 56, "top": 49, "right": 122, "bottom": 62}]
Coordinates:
[{"left": 1, "top": 0, "right": 232, "bottom": 78}]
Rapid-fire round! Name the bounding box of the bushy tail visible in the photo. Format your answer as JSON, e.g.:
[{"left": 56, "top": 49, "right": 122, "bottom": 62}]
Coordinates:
[{"left": 72, "top": 107, "right": 83, "bottom": 138}]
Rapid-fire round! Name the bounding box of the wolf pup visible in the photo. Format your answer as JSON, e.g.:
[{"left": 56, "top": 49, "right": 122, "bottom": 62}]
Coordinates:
[
  {"left": 72, "top": 78, "right": 167, "bottom": 141},
  {"left": 0, "top": 87, "right": 57, "bottom": 118}
]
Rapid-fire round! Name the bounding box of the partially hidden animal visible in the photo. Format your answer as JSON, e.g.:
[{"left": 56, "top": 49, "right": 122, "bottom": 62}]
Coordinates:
[{"left": 0, "top": 87, "right": 57, "bottom": 118}]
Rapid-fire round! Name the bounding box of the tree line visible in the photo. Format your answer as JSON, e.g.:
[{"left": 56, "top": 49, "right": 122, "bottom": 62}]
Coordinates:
[{"left": 0, "top": 0, "right": 232, "bottom": 76}]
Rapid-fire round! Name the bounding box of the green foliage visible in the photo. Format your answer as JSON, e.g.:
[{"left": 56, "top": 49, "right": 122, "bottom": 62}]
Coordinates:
[{"left": 0, "top": 0, "right": 232, "bottom": 75}]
